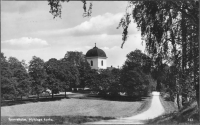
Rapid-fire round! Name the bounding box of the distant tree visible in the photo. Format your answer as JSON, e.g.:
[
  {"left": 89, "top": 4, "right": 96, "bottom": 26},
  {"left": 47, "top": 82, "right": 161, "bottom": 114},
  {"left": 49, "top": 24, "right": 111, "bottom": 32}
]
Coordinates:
[
  {"left": 107, "top": 68, "right": 121, "bottom": 96},
  {"left": 1, "top": 53, "right": 17, "bottom": 100},
  {"left": 85, "top": 68, "right": 121, "bottom": 97},
  {"left": 8, "top": 57, "right": 31, "bottom": 100},
  {"left": 121, "top": 63, "right": 149, "bottom": 96},
  {"left": 120, "top": 50, "right": 151, "bottom": 96},
  {"left": 64, "top": 51, "right": 90, "bottom": 89},
  {"left": 84, "top": 69, "right": 99, "bottom": 90},
  {"left": 78, "top": 60, "right": 91, "bottom": 89},
  {"left": 28, "top": 56, "right": 46, "bottom": 100},
  {"left": 68, "top": 64, "right": 80, "bottom": 90},
  {"left": 97, "top": 69, "right": 115, "bottom": 95},
  {"left": 126, "top": 49, "right": 152, "bottom": 74},
  {"left": 151, "top": 62, "right": 169, "bottom": 92},
  {"left": 64, "top": 51, "right": 85, "bottom": 67},
  {"left": 44, "top": 58, "right": 61, "bottom": 98},
  {"left": 58, "top": 58, "right": 73, "bottom": 97}
]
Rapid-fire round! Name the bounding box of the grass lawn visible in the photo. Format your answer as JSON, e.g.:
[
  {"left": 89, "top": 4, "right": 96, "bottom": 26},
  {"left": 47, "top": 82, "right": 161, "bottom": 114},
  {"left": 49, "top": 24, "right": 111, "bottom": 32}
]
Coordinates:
[{"left": 1, "top": 92, "right": 151, "bottom": 124}]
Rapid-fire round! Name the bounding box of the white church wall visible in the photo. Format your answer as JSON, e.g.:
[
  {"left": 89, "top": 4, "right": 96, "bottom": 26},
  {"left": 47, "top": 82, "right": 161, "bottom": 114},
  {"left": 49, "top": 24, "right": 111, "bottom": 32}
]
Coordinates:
[
  {"left": 97, "top": 58, "right": 107, "bottom": 69},
  {"left": 86, "top": 57, "right": 107, "bottom": 69},
  {"left": 86, "top": 58, "right": 99, "bottom": 69}
]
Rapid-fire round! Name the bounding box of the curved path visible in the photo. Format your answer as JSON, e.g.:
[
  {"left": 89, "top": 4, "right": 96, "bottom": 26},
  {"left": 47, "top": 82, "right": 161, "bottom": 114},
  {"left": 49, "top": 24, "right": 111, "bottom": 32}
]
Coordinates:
[{"left": 85, "top": 91, "right": 165, "bottom": 124}]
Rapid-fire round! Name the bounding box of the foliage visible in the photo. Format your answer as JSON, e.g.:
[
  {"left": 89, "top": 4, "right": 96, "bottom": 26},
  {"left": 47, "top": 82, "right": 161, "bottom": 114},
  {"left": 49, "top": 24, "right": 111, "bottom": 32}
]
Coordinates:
[
  {"left": 1, "top": 53, "right": 31, "bottom": 100},
  {"left": 57, "top": 58, "right": 72, "bottom": 95},
  {"left": 1, "top": 53, "right": 15, "bottom": 100},
  {"left": 48, "top": 0, "right": 92, "bottom": 18},
  {"left": 85, "top": 68, "right": 121, "bottom": 96},
  {"left": 78, "top": 60, "right": 91, "bottom": 88},
  {"left": 118, "top": 0, "right": 199, "bottom": 109},
  {"left": 28, "top": 56, "right": 47, "bottom": 99},
  {"left": 120, "top": 50, "right": 153, "bottom": 96},
  {"left": 44, "top": 58, "right": 61, "bottom": 97},
  {"left": 64, "top": 51, "right": 91, "bottom": 89},
  {"left": 8, "top": 57, "right": 31, "bottom": 99},
  {"left": 126, "top": 49, "right": 152, "bottom": 74}
]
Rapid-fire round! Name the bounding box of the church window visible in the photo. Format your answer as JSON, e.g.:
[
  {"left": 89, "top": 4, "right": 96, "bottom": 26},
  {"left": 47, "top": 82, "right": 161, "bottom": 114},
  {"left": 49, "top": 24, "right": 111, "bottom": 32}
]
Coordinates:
[
  {"left": 101, "top": 60, "right": 103, "bottom": 66},
  {"left": 91, "top": 60, "right": 93, "bottom": 66}
]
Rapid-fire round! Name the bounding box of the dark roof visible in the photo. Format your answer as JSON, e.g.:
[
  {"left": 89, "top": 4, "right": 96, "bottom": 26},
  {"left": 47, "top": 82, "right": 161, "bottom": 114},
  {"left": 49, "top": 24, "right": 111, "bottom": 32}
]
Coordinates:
[{"left": 86, "top": 46, "right": 107, "bottom": 58}]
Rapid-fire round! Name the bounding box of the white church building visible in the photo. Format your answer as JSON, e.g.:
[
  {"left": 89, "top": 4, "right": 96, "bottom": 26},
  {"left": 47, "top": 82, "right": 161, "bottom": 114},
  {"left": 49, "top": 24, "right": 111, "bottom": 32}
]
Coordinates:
[{"left": 85, "top": 44, "right": 107, "bottom": 69}]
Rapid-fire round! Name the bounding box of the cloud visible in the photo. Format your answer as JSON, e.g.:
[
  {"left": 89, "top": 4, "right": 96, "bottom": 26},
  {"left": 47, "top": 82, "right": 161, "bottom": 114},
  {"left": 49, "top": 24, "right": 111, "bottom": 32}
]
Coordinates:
[
  {"left": 2, "top": 37, "right": 49, "bottom": 50},
  {"left": 35, "top": 13, "right": 139, "bottom": 37}
]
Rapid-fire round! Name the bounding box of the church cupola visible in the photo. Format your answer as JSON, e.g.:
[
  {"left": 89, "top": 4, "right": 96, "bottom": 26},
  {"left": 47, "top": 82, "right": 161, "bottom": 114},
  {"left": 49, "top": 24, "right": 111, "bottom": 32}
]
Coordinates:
[{"left": 85, "top": 43, "right": 107, "bottom": 69}]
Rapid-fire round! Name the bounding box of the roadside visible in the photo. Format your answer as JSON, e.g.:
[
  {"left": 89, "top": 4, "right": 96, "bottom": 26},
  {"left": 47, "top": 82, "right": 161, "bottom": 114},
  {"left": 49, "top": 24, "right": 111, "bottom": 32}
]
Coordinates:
[
  {"left": 84, "top": 91, "right": 164, "bottom": 124},
  {"left": 146, "top": 95, "right": 199, "bottom": 124},
  {"left": 130, "top": 95, "right": 152, "bottom": 117}
]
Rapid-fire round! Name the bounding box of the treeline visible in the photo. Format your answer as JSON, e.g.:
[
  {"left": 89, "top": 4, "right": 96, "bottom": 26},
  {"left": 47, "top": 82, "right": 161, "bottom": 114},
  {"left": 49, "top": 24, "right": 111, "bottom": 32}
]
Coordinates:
[
  {"left": 1, "top": 50, "right": 156, "bottom": 101},
  {"left": 1, "top": 46, "right": 198, "bottom": 110},
  {"left": 1, "top": 51, "right": 91, "bottom": 100}
]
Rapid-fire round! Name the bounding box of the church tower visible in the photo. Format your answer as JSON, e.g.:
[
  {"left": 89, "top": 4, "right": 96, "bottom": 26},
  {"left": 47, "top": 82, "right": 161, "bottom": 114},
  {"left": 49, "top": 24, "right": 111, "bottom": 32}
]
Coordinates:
[{"left": 85, "top": 43, "right": 107, "bottom": 69}]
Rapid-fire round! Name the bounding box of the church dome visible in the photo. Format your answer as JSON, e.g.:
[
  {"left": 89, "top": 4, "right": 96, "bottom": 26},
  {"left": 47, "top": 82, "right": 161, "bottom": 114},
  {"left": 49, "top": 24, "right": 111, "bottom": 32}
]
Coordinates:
[{"left": 86, "top": 44, "right": 107, "bottom": 58}]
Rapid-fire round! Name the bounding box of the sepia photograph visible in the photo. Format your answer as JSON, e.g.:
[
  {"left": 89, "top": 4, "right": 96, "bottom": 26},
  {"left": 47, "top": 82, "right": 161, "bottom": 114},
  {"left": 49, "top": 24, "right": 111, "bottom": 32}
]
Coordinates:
[{"left": 1, "top": 0, "right": 199, "bottom": 124}]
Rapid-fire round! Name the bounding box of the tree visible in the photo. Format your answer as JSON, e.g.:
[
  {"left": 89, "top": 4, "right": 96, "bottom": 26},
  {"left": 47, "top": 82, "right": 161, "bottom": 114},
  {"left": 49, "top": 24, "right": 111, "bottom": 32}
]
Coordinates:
[
  {"left": 1, "top": 54, "right": 31, "bottom": 101},
  {"left": 64, "top": 51, "right": 90, "bottom": 89},
  {"left": 78, "top": 59, "right": 91, "bottom": 89},
  {"left": 85, "top": 68, "right": 121, "bottom": 96},
  {"left": 120, "top": 50, "right": 151, "bottom": 96},
  {"left": 48, "top": 0, "right": 93, "bottom": 18},
  {"left": 28, "top": 56, "right": 46, "bottom": 100},
  {"left": 44, "top": 58, "right": 61, "bottom": 98},
  {"left": 64, "top": 51, "right": 85, "bottom": 67},
  {"left": 1, "top": 53, "right": 17, "bottom": 100},
  {"left": 119, "top": 0, "right": 199, "bottom": 109},
  {"left": 84, "top": 69, "right": 99, "bottom": 90},
  {"left": 68, "top": 64, "right": 80, "bottom": 90},
  {"left": 108, "top": 68, "right": 121, "bottom": 96},
  {"left": 120, "top": 63, "right": 149, "bottom": 96},
  {"left": 58, "top": 58, "right": 73, "bottom": 97},
  {"left": 8, "top": 57, "right": 31, "bottom": 100},
  {"left": 126, "top": 49, "right": 152, "bottom": 74}
]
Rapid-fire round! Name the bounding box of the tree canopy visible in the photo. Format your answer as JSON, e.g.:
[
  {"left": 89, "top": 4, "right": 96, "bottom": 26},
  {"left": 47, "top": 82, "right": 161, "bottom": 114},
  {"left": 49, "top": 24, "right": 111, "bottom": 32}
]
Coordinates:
[{"left": 28, "top": 56, "right": 47, "bottom": 100}]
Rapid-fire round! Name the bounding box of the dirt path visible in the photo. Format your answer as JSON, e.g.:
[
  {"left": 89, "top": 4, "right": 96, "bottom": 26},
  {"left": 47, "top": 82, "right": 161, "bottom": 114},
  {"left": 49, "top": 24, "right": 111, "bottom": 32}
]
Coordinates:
[{"left": 85, "top": 91, "right": 165, "bottom": 124}]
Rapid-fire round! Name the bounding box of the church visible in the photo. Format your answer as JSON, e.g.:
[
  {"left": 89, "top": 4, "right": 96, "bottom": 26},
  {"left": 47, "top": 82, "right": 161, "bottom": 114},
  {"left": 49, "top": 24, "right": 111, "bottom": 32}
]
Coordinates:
[{"left": 85, "top": 44, "right": 113, "bottom": 70}]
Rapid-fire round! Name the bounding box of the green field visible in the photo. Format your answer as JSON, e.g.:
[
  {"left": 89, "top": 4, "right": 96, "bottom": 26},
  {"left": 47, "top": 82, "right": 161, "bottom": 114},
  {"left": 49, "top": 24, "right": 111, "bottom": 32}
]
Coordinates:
[{"left": 1, "top": 93, "right": 151, "bottom": 124}]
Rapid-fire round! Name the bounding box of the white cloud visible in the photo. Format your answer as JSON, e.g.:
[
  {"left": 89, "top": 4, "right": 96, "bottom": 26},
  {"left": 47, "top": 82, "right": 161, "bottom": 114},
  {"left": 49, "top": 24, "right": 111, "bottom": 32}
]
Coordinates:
[
  {"left": 2, "top": 37, "right": 49, "bottom": 50},
  {"left": 34, "top": 12, "right": 139, "bottom": 37},
  {"left": 100, "top": 47, "right": 110, "bottom": 50}
]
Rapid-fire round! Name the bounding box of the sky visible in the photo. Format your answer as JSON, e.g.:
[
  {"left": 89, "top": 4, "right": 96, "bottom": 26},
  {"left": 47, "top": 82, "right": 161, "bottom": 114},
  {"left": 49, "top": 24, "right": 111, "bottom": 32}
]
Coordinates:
[{"left": 2, "top": 1, "right": 145, "bottom": 68}]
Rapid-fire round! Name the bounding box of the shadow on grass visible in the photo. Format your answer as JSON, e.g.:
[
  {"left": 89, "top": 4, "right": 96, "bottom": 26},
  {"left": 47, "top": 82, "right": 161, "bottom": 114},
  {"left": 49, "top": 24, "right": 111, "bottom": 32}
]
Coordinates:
[
  {"left": 84, "top": 95, "right": 150, "bottom": 102},
  {"left": 2, "top": 90, "right": 150, "bottom": 107},
  {"left": 1, "top": 96, "right": 70, "bottom": 107},
  {"left": 68, "top": 90, "right": 150, "bottom": 102}
]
